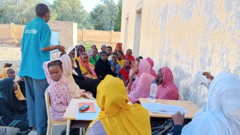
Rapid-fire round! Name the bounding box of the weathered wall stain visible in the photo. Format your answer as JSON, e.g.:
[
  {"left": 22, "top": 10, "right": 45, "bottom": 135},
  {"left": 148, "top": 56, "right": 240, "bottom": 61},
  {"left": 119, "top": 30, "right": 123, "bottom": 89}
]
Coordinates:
[{"left": 121, "top": 0, "right": 240, "bottom": 107}]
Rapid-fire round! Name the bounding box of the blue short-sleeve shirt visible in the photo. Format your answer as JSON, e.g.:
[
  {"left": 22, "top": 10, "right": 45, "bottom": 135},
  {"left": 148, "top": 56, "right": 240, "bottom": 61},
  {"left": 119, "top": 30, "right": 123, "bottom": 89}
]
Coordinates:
[
  {"left": 109, "top": 60, "right": 122, "bottom": 78},
  {"left": 19, "top": 18, "right": 51, "bottom": 79}
]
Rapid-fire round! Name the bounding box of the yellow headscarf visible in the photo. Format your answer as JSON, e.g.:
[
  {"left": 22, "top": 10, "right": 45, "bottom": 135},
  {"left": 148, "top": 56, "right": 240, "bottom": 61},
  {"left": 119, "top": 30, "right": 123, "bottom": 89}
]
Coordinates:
[
  {"left": 1, "top": 67, "right": 26, "bottom": 100},
  {"left": 86, "top": 75, "right": 151, "bottom": 135}
]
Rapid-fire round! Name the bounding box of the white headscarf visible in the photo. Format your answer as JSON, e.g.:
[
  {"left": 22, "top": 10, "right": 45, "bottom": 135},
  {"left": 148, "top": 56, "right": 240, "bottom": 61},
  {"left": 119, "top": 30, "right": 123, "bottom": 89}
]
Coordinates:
[
  {"left": 59, "top": 54, "right": 84, "bottom": 99},
  {"left": 182, "top": 72, "right": 240, "bottom": 135},
  {"left": 67, "top": 46, "right": 77, "bottom": 68}
]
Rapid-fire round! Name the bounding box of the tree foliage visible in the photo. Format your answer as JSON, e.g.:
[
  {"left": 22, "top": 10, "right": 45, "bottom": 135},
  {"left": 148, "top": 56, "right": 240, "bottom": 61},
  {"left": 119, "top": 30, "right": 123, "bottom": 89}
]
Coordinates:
[
  {"left": 91, "top": 0, "right": 119, "bottom": 31},
  {"left": 0, "top": 0, "right": 122, "bottom": 31},
  {"left": 0, "top": 0, "right": 48, "bottom": 24},
  {"left": 114, "top": 0, "right": 122, "bottom": 31},
  {"left": 51, "top": 0, "right": 93, "bottom": 29}
]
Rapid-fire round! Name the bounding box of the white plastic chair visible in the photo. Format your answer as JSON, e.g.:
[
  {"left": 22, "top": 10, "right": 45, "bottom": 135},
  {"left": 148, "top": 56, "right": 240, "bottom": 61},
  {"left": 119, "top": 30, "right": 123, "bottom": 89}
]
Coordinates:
[
  {"left": 45, "top": 88, "right": 67, "bottom": 135},
  {"left": 178, "top": 93, "right": 183, "bottom": 101}
]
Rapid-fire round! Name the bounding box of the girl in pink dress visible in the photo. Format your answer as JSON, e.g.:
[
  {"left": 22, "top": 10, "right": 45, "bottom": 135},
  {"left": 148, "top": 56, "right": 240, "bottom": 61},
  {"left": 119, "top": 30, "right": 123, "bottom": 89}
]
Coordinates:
[
  {"left": 155, "top": 67, "right": 178, "bottom": 100},
  {"left": 127, "top": 59, "right": 155, "bottom": 103},
  {"left": 43, "top": 54, "right": 94, "bottom": 121}
]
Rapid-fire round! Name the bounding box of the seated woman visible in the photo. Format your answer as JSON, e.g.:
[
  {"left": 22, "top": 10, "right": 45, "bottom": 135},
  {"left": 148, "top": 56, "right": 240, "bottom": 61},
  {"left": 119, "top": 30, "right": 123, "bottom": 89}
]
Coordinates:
[
  {"left": 43, "top": 59, "right": 94, "bottom": 121},
  {"left": 0, "top": 78, "right": 31, "bottom": 134},
  {"left": 68, "top": 47, "right": 100, "bottom": 98},
  {"left": 129, "top": 57, "right": 143, "bottom": 82},
  {"left": 86, "top": 75, "right": 151, "bottom": 135},
  {"left": 155, "top": 67, "right": 178, "bottom": 100},
  {"left": 75, "top": 45, "right": 85, "bottom": 63},
  {"left": 114, "top": 43, "right": 123, "bottom": 53},
  {"left": 146, "top": 57, "right": 157, "bottom": 78},
  {"left": 172, "top": 72, "right": 240, "bottom": 135},
  {"left": 1, "top": 67, "right": 26, "bottom": 100},
  {"left": 123, "top": 49, "right": 135, "bottom": 62},
  {"left": 127, "top": 59, "right": 155, "bottom": 103},
  {"left": 94, "top": 51, "right": 116, "bottom": 80},
  {"left": 79, "top": 52, "right": 97, "bottom": 79}
]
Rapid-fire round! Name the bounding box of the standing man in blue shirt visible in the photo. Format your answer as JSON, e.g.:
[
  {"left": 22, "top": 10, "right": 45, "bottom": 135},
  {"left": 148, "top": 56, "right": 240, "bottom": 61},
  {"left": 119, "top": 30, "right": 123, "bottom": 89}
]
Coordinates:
[{"left": 19, "top": 3, "right": 65, "bottom": 135}]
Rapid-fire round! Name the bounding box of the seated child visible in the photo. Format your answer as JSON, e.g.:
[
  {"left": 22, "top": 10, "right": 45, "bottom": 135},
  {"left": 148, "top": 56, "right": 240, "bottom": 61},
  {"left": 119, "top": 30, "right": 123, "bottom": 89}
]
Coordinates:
[
  {"left": 1, "top": 66, "right": 26, "bottom": 100},
  {"left": 117, "top": 51, "right": 125, "bottom": 67},
  {"left": 129, "top": 58, "right": 142, "bottom": 82},
  {"left": 43, "top": 59, "right": 94, "bottom": 121},
  {"left": 0, "top": 63, "right": 13, "bottom": 78},
  {"left": 120, "top": 59, "right": 131, "bottom": 86},
  {"left": 89, "top": 48, "right": 100, "bottom": 65},
  {"left": 79, "top": 52, "right": 98, "bottom": 79},
  {"left": 110, "top": 53, "right": 122, "bottom": 78}
]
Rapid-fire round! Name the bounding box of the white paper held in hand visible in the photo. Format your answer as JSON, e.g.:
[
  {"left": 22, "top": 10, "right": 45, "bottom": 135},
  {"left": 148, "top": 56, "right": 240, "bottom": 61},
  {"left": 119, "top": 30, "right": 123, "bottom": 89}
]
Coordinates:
[{"left": 196, "top": 71, "right": 210, "bottom": 89}]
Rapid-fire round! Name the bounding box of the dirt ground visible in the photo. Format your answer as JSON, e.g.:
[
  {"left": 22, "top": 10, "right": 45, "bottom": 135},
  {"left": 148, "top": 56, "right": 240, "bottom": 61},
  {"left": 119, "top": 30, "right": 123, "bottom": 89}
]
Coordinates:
[{"left": 0, "top": 43, "right": 21, "bottom": 80}]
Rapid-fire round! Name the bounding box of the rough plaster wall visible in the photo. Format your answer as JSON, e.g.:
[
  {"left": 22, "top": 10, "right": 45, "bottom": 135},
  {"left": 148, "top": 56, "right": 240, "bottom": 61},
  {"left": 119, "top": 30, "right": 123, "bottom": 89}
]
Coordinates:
[
  {"left": 122, "top": 0, "right": 240, "bottom": 107},
  {"left": 48, "top": 21, "right": 74, "bottom": 48},
  {"left": 121, "top": 0, "right": 142, "bottom": 51}
]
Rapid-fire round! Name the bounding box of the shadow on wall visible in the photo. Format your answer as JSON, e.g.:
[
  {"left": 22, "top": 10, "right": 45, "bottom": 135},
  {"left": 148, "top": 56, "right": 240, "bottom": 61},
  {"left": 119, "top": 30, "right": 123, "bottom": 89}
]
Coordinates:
[{"left": 150, "top": 0, "right": 240, "bottom": 108}]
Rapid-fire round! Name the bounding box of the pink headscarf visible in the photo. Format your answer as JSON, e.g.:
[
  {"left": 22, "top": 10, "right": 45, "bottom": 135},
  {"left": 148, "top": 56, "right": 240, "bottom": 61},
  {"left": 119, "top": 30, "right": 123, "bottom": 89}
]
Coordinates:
[
  {"left": 42, "top": 60, "right": 71, "bottom": 102},
  {"left": 79, "top": 52, "right": 98, "bottom": 78},
  {"left": 156, "top": 67, "right": 178, "bottom": 100},
  {"left": 128, "top": 59, "right": 155, "bottom": 102},
  {"left": 146, "top": 57, "right": 157, "bottom": 78}
]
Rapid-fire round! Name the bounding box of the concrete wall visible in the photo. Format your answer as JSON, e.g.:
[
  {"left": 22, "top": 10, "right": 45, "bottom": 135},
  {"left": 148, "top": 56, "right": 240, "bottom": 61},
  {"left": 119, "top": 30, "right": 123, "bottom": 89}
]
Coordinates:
[
  {"left": 0, "top": 21, "right": 121, "bottom": 49},
  {"left": 0, "top": 24, "right": 11, "bottom": 40},
  {"left": 48, "top": 21, "right": 76, "bottom": 48},
  {"left": 121, "top": 0, "right": 240, "bottom": 107},
  {"left": 77, "top": 29, "right": 121, "bottom": 48}
]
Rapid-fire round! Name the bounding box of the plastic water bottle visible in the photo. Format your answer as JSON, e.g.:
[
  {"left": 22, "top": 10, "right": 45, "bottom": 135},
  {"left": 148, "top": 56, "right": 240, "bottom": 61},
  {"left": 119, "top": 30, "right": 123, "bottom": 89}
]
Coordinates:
[{"left": 149, "top": 81, "right": 158, "bottom": 102}]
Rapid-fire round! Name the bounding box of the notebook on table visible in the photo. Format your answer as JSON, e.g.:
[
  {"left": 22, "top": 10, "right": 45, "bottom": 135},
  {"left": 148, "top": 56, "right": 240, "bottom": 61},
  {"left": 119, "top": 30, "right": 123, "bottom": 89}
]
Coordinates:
[
  {"left": 76, "top": 103, "right": 100, "bottom": 120},
  {"left": 78, "top": 103, "right": 96, "bottom": 113}
]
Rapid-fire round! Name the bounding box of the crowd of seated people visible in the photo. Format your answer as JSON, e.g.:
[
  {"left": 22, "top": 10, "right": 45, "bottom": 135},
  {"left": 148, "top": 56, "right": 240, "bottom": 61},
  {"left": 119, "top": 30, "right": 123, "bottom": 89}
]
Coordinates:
[{"left": 1, "top": 42, "right": 240, "bottom": 135}]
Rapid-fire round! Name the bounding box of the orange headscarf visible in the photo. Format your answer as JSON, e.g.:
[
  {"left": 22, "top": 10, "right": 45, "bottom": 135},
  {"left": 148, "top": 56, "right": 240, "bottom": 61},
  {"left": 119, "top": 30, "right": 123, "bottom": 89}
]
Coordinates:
[
  {"left": 1, "top": 68, "right": 26, "bottom": 100},
  {"left": 114, "top": 43, "right": 123, "bottom": 53}
]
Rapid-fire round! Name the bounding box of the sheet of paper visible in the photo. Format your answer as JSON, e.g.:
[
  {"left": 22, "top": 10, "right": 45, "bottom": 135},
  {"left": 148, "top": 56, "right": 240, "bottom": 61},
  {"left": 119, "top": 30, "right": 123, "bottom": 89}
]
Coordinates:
[
  {"left": 141, "top": 103, "right": 165, "bottom": 111},
  {"left": 152, "top": 105, "right": 187, "bottom": 114},
  {"left": 196, "top": 71, "right": 210, "bottom": 89},
  {"left": 76, "top": 103, "right": 100, "bottom": 120},
  {"left": 163, "top": 105, "right": 187, "bottom": 113}
]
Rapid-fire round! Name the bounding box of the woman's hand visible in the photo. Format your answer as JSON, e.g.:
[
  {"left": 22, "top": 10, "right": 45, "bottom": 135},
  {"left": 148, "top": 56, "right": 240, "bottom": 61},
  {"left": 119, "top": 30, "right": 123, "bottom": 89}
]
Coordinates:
[
  {"left": 84, "top": 91, "right": 93, "bottom": 96},
  {"left": 81, "top": 93, "right": 89, "bottom": 99},
  {"left": 83, "top": 72, "right": 89, "bottom": 75},
  {"left": 172, "top": 111, "right": 185, "bottom": 126},
  {"left": 17, "top": 78, "right": 24, "bottom": 83},
  {"left": 202, "top": 72, "right": 214, "bottom": 81},
  {"left": 59, "top": 50, "right": 66, "bottom": 57},
  {"left": 86, "top": 76, "right": 93, "bottom": 80}
]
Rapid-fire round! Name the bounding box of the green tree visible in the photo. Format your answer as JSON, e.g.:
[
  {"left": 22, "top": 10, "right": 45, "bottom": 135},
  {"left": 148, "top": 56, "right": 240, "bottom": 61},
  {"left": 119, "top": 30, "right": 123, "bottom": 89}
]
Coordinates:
[
  {"left": 0, "top": 0, "right": 49, "bottom": 24},
  {"left": 91, "top": 0, "right": 119, "bottom": 31},
  {"left": 51, "top": 0, "right": 93, "bottom": 29},
  {"left": 114, "top": 0, "right": 122, "bottom": 31}
]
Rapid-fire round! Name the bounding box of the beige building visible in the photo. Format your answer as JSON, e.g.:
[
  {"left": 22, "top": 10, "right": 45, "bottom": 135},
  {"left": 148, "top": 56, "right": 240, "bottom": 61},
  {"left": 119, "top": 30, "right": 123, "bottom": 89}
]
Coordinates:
[{"left": 121, "top": 0, "right": 240, "bottom": 107}]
